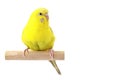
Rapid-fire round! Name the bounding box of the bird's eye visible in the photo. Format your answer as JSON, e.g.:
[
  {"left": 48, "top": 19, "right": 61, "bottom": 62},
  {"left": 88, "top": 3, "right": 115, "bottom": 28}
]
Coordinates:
[{"left": 39, "top": 13, "right": 42, "bottom": 15}]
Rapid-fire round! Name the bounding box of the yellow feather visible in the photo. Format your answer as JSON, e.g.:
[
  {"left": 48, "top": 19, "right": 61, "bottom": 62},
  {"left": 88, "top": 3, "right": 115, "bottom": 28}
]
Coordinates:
[{"left": 22, "top": 8, "right": 55, "bottom": 50}]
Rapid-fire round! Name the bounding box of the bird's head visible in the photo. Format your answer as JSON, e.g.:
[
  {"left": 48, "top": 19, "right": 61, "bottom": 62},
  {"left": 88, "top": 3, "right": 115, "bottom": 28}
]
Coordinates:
[{"left": 30, "top": 8, "right": 49, "bottom": 25}]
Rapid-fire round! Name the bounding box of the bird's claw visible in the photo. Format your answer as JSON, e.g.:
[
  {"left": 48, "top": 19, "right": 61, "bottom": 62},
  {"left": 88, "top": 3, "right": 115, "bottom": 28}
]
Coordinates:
[
  {"left": 49, "top": 49, "right": 54, "bottom": 60},
  {"left": 24, "top": 48, "right": 29, "bottom": 56}
]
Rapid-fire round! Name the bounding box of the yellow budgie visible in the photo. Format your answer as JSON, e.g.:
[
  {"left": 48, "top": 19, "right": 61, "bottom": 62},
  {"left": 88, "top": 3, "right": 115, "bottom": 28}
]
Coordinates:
[{"left": 22, "top": 8, "right": 61, "bottom": 75}]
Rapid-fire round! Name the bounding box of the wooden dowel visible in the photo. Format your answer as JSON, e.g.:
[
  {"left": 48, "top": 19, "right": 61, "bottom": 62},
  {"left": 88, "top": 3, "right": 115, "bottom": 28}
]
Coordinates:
[{"left": 5, "top": 50, "right": 64, "bottom": 60}]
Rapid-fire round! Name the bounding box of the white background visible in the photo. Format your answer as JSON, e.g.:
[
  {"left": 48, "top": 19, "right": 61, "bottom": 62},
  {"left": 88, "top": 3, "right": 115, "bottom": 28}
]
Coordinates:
[{"left": 0, "top": 0, "right": 120, "bottom": 80}]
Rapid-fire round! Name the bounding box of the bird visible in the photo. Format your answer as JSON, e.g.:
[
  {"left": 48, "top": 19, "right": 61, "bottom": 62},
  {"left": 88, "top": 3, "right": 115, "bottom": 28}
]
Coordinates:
[{"left": 22, "top": 8, "right": 61, "bottom": 75}]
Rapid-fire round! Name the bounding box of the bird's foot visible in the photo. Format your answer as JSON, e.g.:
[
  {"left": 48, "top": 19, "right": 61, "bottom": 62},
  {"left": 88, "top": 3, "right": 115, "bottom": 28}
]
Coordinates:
[
  {"left": 49, "top": 49, "right": 54, "bottom": 60},
  {"left": 24, "top": 48, "right": 29, "bottom": 56}
]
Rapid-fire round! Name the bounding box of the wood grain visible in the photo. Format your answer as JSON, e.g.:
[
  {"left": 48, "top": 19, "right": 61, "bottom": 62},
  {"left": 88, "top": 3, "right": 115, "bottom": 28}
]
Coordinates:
[{"left": 5, "top": 50, "right": 64, "bottom": 60}]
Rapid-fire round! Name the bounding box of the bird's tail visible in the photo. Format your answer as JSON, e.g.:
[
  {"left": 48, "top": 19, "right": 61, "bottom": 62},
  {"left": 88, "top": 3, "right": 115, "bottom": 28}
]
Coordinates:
[{"left": 49, "top": 60, "right": 61, "bottom": 75}]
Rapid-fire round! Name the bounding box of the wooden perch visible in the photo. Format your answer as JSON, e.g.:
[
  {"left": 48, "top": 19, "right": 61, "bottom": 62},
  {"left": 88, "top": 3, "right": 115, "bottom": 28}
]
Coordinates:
[{"left": 5, "top": 50, "right": 64, "bottom": 60}]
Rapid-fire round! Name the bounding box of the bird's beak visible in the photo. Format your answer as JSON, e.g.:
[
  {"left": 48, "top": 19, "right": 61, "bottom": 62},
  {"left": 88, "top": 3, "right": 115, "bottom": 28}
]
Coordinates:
[{"left": 45, "top": 14, "right": 49, "bottom": 20}]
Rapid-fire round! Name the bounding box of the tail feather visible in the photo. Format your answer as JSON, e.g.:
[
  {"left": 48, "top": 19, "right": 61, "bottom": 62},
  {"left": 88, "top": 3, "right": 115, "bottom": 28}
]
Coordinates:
[{"left": 49, "top": 60, "right": 61, "bottom": 75}]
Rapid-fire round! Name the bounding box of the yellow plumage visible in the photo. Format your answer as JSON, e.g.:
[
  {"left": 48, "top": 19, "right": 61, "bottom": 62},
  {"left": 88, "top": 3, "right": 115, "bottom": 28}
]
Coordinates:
[{"left": 22, "top": 8, "right": 61, "bottom": 74}]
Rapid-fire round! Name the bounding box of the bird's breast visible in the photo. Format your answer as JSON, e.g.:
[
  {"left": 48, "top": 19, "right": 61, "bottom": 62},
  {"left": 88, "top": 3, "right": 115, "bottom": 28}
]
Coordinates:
[{"left": 22, "top": 28, "right": 55, "bottom": 50}]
